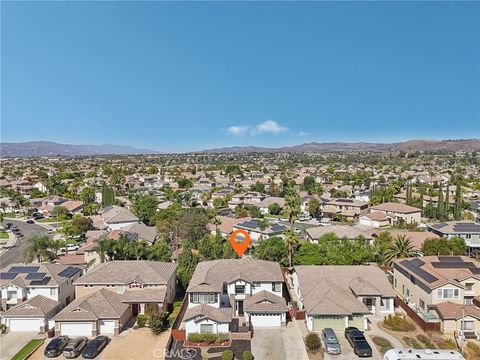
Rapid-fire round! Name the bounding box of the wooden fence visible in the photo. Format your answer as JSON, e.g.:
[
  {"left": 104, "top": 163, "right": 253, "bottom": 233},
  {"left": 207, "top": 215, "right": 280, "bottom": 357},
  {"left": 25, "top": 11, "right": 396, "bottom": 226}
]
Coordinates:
[{"left": 395, "top": 298, "right": 441, "bottom": 333}]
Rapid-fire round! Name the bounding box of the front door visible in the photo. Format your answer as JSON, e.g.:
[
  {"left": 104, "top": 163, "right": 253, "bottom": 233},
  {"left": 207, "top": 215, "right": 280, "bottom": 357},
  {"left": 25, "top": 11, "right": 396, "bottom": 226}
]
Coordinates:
[
  {"left": 132, "top": 303, "right": 139, "bottom": 316},
  {"left": 237, "top": 300, "right": 244, "bottom": 316}
]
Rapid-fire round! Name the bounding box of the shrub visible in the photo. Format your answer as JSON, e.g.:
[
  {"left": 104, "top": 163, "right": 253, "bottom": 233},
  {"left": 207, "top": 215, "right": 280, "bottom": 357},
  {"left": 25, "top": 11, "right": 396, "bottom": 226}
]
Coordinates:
[
  {"left": 187, "top": 333, "right": 229, "bottom": 344},
  {"left": 145, "top": 303, "right": 160, "bottom": 317},
  {"left": 384, "top": 314, "right": 416, "bottom": 332},
  {"left": 243, "top": 350, "right": 253, "bottom": 360},
  {"left": 136, "top": 314, "right": 147, "bottom": 328},
  {"left": 305, "top": 332, "right": 321, "bottom": 351},
  {"left": 168, "top": 300, "right": 183, "bottom": 326},
  {"left": 222, "top": 350, "right": 234, "bottom": 360},
  {"left": 416, "top": 334, "right": 435, "bottom": 349},
  {"left": 372, "top": 336, "right": 393, "bottom": 354},
  {"left": 149, "top": 313, "right": 164, "bottom": 335},
  {"left": 467, "top": 341, "right": 480, "bottom": 355},
  {"left": 403, "top": 337, "right": 422, "bottom": 348},
  {"left": 439, "top": 338, "right": 458, "bottom": 350}
]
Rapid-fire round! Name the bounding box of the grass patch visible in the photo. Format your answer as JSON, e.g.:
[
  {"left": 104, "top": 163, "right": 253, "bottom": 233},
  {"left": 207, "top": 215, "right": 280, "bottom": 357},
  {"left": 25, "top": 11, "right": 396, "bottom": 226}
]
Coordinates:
[
  {"left": 435, "top": 337, "right": 457, "bottom": 350},
  {"left": 416, "top": 334, "right": 435, "bottom": 349},
  {"left": 403, "top": 336, "right": 422, "bottom": 349},
  {"left": 372, "top": 336, "right": 393, "bottom": 354},
  {"left": 11, "top": 338, "right": 44, "bottom": 360},
  {"left": 383, "top": 314, "right": 416, "bottom": 332},
  {"left": 0, "top": 230, "right": 8, "bottom": 239},
  {"left": 168, "top": 300, "right": 183, "bottom": 326}
]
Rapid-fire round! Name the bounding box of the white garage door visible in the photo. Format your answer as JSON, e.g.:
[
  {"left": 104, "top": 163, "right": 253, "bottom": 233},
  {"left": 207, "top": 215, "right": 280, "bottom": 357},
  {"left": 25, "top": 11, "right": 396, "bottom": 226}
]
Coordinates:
[
  {"left": 250, "top": 313, "right": 281, "bottom": 327},
  {"left": 99, "top": 320, "right": 115, "bottom": 334},
  {"left": 60, "top": 322, "right": 92, "bottom": 336},
  {"left": 9, "top": 318, "right": 41, "bottom": 332}
]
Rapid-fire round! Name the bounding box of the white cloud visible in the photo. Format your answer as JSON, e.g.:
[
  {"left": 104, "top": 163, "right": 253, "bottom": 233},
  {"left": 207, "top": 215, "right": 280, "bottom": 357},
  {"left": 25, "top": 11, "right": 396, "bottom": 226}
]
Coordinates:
[
  {"left": 227, "top": 126, "right": 249, "bottom": 136},
  {"left": 298, "top": 131, "right": 309, "bottom": 137},
  {"left": 250, "top": 120, "right": 288, "bottom": 135}
]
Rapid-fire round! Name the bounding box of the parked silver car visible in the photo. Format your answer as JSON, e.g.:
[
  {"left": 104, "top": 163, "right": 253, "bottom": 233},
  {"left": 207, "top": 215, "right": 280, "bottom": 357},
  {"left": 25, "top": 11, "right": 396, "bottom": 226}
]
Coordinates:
[
  {"left": 322, "top": 328, "right": 341, "bottom": 355},
  {"left": 62, "top": 337, "right": 88, "bottom": 358}
]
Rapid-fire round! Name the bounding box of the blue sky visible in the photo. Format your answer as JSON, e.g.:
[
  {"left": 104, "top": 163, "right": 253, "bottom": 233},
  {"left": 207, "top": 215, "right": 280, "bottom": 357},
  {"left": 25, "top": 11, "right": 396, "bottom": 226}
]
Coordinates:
[{"left": 1, "top": 1, "right": 479, "bottom": 152}]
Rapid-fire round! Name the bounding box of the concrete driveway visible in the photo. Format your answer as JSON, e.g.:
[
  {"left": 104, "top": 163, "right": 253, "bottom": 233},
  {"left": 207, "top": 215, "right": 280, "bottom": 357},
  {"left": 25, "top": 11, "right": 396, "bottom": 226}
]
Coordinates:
[
  {"left": 323, "top": 330, "right": 382, "bottom": 360},
  {"left": 251, "top": 322, "right": 309, "bottom": 360},
  {"left": 0, "top": 331, "right": 43, "bottom": 360}
]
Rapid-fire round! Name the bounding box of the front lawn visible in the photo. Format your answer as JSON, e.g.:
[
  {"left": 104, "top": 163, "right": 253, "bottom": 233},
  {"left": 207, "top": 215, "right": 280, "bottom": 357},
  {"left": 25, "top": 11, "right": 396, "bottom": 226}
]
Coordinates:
[
  {"left": 11, "top": 338, "right": 44, "bottom": 360},
  {"left": 0, "top": 230, "right": 8, "bottom": 239}
]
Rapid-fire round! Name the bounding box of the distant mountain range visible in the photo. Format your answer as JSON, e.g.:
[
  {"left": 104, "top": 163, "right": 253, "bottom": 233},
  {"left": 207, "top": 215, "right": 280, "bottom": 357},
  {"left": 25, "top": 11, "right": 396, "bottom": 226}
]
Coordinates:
[
  {"left": 0, "top": 141, "right": 159, "bottom": 157},
  {"left": 200, "top": 139, "right": 480, "bottom": 153},
  {"left": 0, "top": 139, "right": 479, "bottom": 157}
]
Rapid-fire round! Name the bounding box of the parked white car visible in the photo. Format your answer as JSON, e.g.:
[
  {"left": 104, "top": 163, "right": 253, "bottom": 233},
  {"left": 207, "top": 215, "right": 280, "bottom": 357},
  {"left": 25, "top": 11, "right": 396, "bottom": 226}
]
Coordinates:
[{"left": 60, "top": 244, "right": 79, "bottom": 252}]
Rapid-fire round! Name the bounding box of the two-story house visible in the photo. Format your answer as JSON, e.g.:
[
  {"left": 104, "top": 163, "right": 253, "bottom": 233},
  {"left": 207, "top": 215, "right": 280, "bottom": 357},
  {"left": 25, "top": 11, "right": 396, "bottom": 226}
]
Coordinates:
[
  {"left": 52, "top": 261, "right": 177, "bottom": 337},
  {"left": 393, "top": 256, "right": 480, "bottom": 339},
  {"left": 290, "top": 265, "right": 395, "bottom": 332},
  {"left": 370, "top": 202, "right": 422, "bottom": 225},
  {"left": 427, "top": 221, "right": 480, "bottom": 255},
  {"left": 0, "top": 264, "right": 82, "bottom": 332},
  {"left": 183, "top": 258, "right": 287, "bottom": 336}
]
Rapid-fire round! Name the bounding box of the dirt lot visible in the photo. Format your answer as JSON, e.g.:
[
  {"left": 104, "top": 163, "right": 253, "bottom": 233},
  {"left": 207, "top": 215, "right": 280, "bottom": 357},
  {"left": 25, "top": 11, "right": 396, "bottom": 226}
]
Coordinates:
[{"left": 29, "top": 328, "right": 170, "bottom": 360}]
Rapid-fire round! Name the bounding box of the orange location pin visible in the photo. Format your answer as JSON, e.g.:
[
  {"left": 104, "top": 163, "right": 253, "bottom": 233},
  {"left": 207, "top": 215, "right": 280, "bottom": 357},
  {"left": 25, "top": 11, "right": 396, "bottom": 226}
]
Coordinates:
[{"left": 229, "top": 229, "right": 251, "bottom": 257}]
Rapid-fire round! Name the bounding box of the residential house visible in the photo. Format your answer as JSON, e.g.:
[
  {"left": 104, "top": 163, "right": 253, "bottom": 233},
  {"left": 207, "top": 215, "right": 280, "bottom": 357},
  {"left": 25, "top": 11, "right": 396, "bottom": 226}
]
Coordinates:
[
  {"left": 359, "top": 212, "right": 390, "bottom": 228},
  {"left": 183, "top": 258, "right": 287, "bottom": 335},
  {"left": 233, "top": 219, "right": 288, "bottom": 243},
  {"left": 97, "top": 205, "right": 139, "bottom": 230},
  {"left": 258, "top": 197, "right": 285, "bottom": 215},
  {"left": 427, "top": 221, "right": 480, "bottom": 255},
  {"left": 370, "top": 202, "right": 422, "bottom": 225},
  {"left": 0, "top": 264, "right": 82, "bottom": 310},
  {"left": 290, "top": 265, "right": 395, "bottom": 331},
  {"left": 393, "top": 256, "right": 480, "bottom": 339},
  {"left": 73, "top": 261, "right": 177, "bottom": 315}
]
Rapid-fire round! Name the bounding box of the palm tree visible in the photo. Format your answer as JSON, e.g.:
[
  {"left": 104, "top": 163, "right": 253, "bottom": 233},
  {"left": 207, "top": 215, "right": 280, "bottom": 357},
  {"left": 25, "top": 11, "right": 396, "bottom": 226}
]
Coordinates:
[
  {"left": 285, "top": 190, "right": 301, "bottom": 225},
  {"left": 95, "top": 239, "right": 112, "bottom": 263},
  {"left": 25, "top": 235, "right": 58, "bottom": 263},
  {"left": 385, "top": 235, "right": 418, "bottom": 266},
  {"left": 258, "top": 219, "right": 268, "bottom": 241},
  {"left": 284, "top": 228, "right": 299, "bottom": 267},
  {"left": 211, "top": 217, "right": 221, "bottom": 232}
]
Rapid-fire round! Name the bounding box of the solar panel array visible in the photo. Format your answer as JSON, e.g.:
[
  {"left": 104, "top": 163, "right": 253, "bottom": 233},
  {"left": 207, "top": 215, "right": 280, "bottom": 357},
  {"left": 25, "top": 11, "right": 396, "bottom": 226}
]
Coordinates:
[
  {"left": 438, "top": 256, "right": 463, "bottom": 262},
  {"left": 453, "top": 223, "right": 480, "bottom": 232},
  {"left": 271, "top": 224, "right": 287, "bottom": 232},
  {"left": 432, "top": 260, "right": 479, "bottom": 270},
  {"left": 29, "top": 277, "right": 51, "bottom": 286},
  {"left": 9, "top": 266, "right": 40, "bottom": 273},
  {"left": 430, "top": 223, "right": 448, "bottom": 229},
  {"left": 0, "top": 272, "right": 17, "bottom": 280},
  {"left": 58, "top": 266, "right": 81, "bottom": 278},
  {"left": 239, "top": 219, "right": 259, "bottom": 228},
  {"left": 400, "top": 259, "right": 439, "bottom": 283},
  {"left": 25, "top": 272, "right": 46, "bottom": 280}
]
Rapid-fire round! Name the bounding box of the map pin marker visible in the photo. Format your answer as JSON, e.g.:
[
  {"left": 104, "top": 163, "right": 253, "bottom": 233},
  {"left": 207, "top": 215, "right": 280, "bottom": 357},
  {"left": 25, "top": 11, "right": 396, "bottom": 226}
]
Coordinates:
[{"left": 229, "top": 229, "right": 251, "bottom": 257}]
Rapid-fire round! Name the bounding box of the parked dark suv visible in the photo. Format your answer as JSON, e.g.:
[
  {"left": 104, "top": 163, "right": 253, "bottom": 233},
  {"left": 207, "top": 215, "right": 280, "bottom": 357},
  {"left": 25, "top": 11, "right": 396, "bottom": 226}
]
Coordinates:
[
  {"left": 44, "top": 336, "right": 70, "bottom": 357},
  {"left": 344, "top": 327, "right": 372, "bottom": 357},
  {"left": 81, "top": 336, "right": 109, "bottom": 359}
]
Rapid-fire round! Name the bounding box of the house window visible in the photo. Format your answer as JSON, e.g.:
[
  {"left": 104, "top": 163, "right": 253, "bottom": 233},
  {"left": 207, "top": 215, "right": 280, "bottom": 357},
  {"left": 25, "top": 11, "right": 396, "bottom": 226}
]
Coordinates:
[
  {"left": 394, "top": 279, "right": 397, "bottom": 288},
  {"left": 466, "top": 234, "right": 472, "bottom": 239},
  {"left": 465, "top": 283, "right": 474, "bottom": 291},
  {"left": 235, "top": 285, "right": 245, "bottom": 294},
  {"left": 84, "top": 285, "right": 93, "bottom": 288},
  {"left": 272, "top": 283, "right": 281, "bottom": 292},
  {"left": 461, "top": 320, "right": 474, "bottom": 331},
  {"left": 402, "top": 285, "right": 405, "bottom": 295},
  {"left": 419, "top": 299, "right": 425, "bottom": 310},
  {"left": 50, "top": 288, "right": 56, "bottom": 296},
  {"left": 436, "top": 288, "right": 460, "bottom": 300},
  {"left": 190, "top": 293, "right": 217, "bottom": 304},
  {"left": 200, "top": 324, "right": 213, "bottom": 334},
  {"left": 222, "top": 283, "right": 227, "bottom": 294},
  {"left": 465, "top": 297, "right": 474, "bottom": 305}
]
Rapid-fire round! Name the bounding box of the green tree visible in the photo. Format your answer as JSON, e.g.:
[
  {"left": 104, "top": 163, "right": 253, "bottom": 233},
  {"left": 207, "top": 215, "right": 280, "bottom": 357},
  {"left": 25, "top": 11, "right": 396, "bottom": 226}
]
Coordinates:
[
  {"left": 147, "top": 240, "right": 172, "bottom": 262},
  {"left": 250, "top": 181, "right": 265, "bottom": 193},
  {"left": 253, "top": 236, "right": 287, "bottom": 264},
  {"left": 268, "top": 202, "right": 282, "bottom": 215},
  {"left": 308, "top": 198, "right": 320, "bottom": 218},
  {"left": 284, "top": 228, "right": 299, "bottom": 267},
  {"left": 246, "top": 205, "right": 262, "bottom": 219},
  {"left": 177, "top": 242, "right": 200, "bottom": 289},
  {"left": 25, "top": 235, "right": 59, "bottom": 262},
  {"left": 421, "top": 236, "right": 467, "bottom": 256},
  {"left": 385, "top": 235, "right": 418, "bottom": 266},
  {"left": 101, "top": 183, "right": 115, "bottom": 207},
  {"left": 72, "top": 216, "right": 93, "bottom": 236},
  {"left": 454, "top": 183, "right": 462, "bottom": 220},
  {"left": 132, "top": 194, "right": 159, "bottom": 225}
]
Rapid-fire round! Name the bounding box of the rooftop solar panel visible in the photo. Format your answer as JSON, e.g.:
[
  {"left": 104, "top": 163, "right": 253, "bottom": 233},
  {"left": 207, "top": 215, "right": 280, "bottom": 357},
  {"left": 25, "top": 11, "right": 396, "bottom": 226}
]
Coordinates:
[
  {"left": 58, "top": 266, "right": 81, "bottom": 278},
  {"left": 9, "top": 266, "right": 40, "bottom": 273},
  {"left": 453, "top": 223, "right": 480, "bottom": 232},
  {"left": 410, "top": 258, "right": 425, "bottom": 266},
  {"left": 400, "top": 259, "right": 439, "bottom": 283},
  {"left": 29, "top": 277, "right": 51, "bottom": 286},
  {"left": 0, "top": 272, "right": 17, "bottom": 280},
  {"left": 431, "top": 223, "right": 448, "bottom": 229},
  {"left": 25, "top": 272, "right": 46, "bottom": 280},
  {"left": 431, "top": 262, "right": 468, "bottom": 269},
  {"left": 438, "top": 256, "right": 463, "bottom": 262},
  {"left": 471, "top": 268, "right": 480, "bottom": 275}
]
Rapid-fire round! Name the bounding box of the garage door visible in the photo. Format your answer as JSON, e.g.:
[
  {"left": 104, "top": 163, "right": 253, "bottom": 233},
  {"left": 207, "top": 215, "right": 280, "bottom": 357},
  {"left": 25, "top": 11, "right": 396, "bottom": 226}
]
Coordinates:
[
  {"left": 349, "top": 315, "right": 365, "bottom": 330},
  {"left": 9, "top": 318, "right": 40, "bottom": 332},
  {"left": 99, "top": 320, "right": 115, "bottom": 334},
  {"left": 250, "top": 313, "right": 281, "bottom": 327},
  {"left": 60, "top": 322, "right": 92, "bottom": 336},
  {"left": 312, "top": 316, "right": 345, "bottom": 331}
]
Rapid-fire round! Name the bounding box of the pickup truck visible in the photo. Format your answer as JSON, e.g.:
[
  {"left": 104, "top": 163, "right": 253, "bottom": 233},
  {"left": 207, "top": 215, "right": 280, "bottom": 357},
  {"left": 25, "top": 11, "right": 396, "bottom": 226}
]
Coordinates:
[
  {"left": 60, "top": 244, "right": 80, "bottom": 253},
  {"left": 345, "top": 327, "right": 372, "bottom": 357}
]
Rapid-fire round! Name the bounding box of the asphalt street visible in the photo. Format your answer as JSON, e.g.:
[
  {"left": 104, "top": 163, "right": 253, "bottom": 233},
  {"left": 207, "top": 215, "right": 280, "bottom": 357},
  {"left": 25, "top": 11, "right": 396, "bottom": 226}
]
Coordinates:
[{"left": 0, "top": 219, "right": 49, "bottom": 267}]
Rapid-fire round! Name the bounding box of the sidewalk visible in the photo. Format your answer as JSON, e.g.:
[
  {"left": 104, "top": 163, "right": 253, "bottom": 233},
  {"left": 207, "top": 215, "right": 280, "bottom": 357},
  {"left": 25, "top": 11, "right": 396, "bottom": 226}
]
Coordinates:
[{"left": 0, "top": 230, "right": 17, "bottom": 256}]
